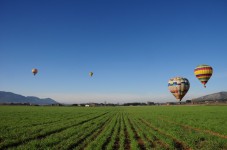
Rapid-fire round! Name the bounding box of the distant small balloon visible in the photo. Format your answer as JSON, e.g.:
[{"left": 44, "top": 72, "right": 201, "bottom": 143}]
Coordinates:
[
  {"left": 194, "top": 64, "right": 213, "bottom": 88},
  {"left": 168, "top": 77, "right": 190, "bottom": 101},
  {"left": 89, "top": 72, "right": 93, "bottom": 77},
  {"left": 32, "top": 68, "right": 38, "bottom": 76}
]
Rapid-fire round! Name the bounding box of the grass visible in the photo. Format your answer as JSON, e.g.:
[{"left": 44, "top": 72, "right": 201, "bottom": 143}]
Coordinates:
[{"left": 0, "top": 105, "right": 227, "bottom": 149}]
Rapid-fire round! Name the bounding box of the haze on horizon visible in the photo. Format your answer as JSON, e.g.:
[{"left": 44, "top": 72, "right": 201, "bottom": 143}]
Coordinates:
[{"left": 0, "top": 0, "right": 227, "bottom": 104}]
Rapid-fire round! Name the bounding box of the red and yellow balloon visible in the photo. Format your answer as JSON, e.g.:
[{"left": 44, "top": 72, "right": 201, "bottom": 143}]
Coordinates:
[{"left": 194, "top": 65, "right": 213, "bottom": 88}]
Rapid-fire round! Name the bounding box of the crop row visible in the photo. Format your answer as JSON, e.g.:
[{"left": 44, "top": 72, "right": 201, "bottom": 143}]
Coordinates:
[
  {"left": 1, "top": 106, "right": 227, "bottom": 150},
  {"left": 125, "top": 106, "right": 227, "bottom": 150},
  {"left": 0, "top": 111, "right": 109, "bottom": 149}
]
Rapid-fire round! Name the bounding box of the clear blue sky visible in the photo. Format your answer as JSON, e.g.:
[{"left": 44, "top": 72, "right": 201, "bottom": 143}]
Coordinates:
[{"left": 1, "top": 0, "right": 227, "bottom": 103}]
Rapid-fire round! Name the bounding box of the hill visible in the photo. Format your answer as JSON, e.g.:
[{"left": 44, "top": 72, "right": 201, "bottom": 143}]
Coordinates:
[
  {"left": 0, "top": 91, "right": 58, "bottom": 105},
  {"left": 192, "top": 91, "right": 227, "bottom": 102}
]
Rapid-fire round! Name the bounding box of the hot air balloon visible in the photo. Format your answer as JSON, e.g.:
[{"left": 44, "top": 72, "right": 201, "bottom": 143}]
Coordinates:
[
  {"left": 32, "top": 68, "right": 38, "bottom": 76},
  {"left": 168, "top": 77, "right": 190, "bottom": 102},
  {"left": 89, "top": 72, "right": 93, "bottom": 77},
  {"left": 194, "top": 64, "right": 213, "bottom": 88}
]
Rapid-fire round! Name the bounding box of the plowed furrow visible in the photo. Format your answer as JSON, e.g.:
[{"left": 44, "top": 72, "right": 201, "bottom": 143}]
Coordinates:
[
  {"left": 159, "top": 117, "right": 227, "bottom": 139},
  {"left": 127, "top": 117, "right": 146, "bottom": 150},
  {"left": 0, "top": 112, "right": 109, "bottom": 149},
  {"left": 101, "top": 116, "right": 118, "bottom": 150},
  {"left": 139, "top": 118, "right": 190, "bottom": 150},
  {"left": 123, "top": 115, "right": 130, "bottom": 150},
  {"left": 113, "top": 116, "right": 121, "bottom": 150},
  {"left": 7, "top": 113, "right": 92, "bottom": 131},
  {"left": 77, "top": 115, "right": 114, "bottom": 150},
  {"left": 131, "top": 118, "right": 156, "bottom": 149}
]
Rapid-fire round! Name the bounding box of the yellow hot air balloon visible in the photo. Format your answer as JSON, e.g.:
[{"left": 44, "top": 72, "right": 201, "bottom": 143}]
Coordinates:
[
  {"left": 32, "top": 68, "right": 38, "bottom": 76},
  {"left": 168, "top": 77, "right": 190, "bottom": 101},
  {"left": 194, "top": 64, "right": 213, "bottom": 88},
  {"left": 89, "top": 72, "right": 93, "bottom": 77}
]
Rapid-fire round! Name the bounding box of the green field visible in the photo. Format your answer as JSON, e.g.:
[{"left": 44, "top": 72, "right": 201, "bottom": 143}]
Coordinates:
[{"left": 0, "top": 106, "right": 227, "bottom": 150}]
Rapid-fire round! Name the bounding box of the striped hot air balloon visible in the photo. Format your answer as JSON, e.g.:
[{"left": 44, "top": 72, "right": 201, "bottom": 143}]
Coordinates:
[
  {"left": 168, "top": 77, "right": 190, "bottom": 101},
  {"left": 194, "top": 64, "right": 213, "bottom": 88}
]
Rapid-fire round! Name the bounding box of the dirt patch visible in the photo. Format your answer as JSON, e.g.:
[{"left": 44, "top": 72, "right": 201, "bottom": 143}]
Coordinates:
[
  {"left": 173, "top": 140, "right": 185, "bottom": 150},
  {"left": 195, "top": 137, "right": 206, "bottom": 149}
]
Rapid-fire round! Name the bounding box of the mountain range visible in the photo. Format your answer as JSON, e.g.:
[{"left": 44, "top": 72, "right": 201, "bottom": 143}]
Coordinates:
[
  {"left": 0, "top": 91, "right": 58, "bottom": 105},
  {"left": 192, "top": 91, "right": 227, "bottom": 102},
  {"left": 1, "top": 91, "right": 227, "bottom": 105}
]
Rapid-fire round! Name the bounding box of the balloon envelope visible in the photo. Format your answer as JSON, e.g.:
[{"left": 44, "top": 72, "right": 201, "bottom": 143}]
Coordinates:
[
  {"left": 168, "top": 77, "right": 190, "bottom": 101},
  {"left": 32, "top": 68, "right": 38, "bottom": 76},
  {"left": 89, "top": 72, "right": 93, "bottom": 77},
  {"left": 194, "top": 64, "right": 213, "bottom": 88}
]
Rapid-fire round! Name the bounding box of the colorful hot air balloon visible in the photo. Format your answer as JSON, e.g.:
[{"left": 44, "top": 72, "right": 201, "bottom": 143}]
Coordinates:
[
  {"left": 32, "top": 68, "right": 38, "bottom": 76},
  {"left": 194, "top": 64, "right": 213, "bottom": 88},
  {"left": 168, "top": 77, "right": 190, "bottom": 101},
  {"left": 89, "top": 72, "right": 93, "bottom": 77}
]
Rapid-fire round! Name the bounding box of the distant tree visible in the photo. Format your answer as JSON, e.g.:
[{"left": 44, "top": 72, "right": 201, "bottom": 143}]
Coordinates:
[
  {"left": 186, "top": 100, "right": 192, "bottom": 103},
  {"left": 147, "top": 102, "right": 155, "bottom": 105},
  {"left": 123, "top": 102, "right": 147, "bottom": 106}
]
